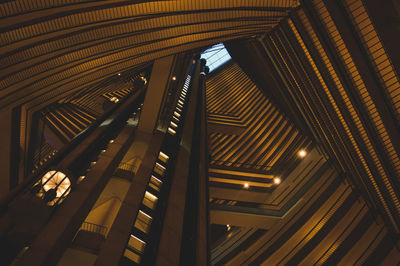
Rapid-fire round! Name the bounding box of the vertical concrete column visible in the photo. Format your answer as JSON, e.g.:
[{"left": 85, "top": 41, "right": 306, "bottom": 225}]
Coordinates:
[
  {"left": 196, "top": 68, "right": 210, "bottom": 265},
  {"left": 94, "top": 133, "right": 164, "bottom": 266},
  {"left": 138, "top": 56, "right": 174, "bottom": 134},
  {"left": 0, "top": 108, "right": 13, "bottom": 198}
]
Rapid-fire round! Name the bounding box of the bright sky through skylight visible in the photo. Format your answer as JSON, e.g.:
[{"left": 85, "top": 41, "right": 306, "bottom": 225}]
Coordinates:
[{"left": 200, "top": 43, "right": 231, "bottom": 72}]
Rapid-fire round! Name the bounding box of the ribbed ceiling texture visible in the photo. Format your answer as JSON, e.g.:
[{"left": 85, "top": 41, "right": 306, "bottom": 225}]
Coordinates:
[{"left": 0, "top": 0, "right": 299, "bottom": 113}]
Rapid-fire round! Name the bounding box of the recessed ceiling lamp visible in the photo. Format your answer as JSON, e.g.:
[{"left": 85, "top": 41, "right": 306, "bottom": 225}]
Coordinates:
[
  {"left": 243, "top": 183, "right": 249, "bottom": 189},
  {"left": 298, "top": 149, "right": 307, "bottom": 158},
  {"left": 172, "top": 76, "right": 177, "bottom": 81},
  {"left": 273, "top": 177, "right": 281, "bottom": 185}
]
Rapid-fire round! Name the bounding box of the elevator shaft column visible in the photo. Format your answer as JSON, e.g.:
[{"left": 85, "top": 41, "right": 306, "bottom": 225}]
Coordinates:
[{"left": 138, "top": 55, "right": 174, "bottom": 134}]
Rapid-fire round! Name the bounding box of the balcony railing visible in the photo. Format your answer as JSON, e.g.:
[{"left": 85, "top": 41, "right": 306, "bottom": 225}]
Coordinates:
[{"left": 79, "top": 222, "right": 107, "bottom": 237}]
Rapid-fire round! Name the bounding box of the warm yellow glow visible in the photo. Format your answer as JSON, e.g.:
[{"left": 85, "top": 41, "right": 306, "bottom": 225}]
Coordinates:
[
  {"left": 134, "top": 210, "right": 152, "bottom": 233},
  {"left": 77, "top": 175, "right": 85, "bottom": 184},
  {"left": 172, "top": 116, "right": 179, "bottom": 122},
  {"left": 174, "top": 111, "right": 181, "bottom": 118},
  {"left": 128, "top": 234, "right": 146, "bottom": 253},
  {"left": 124, "top": 249, "right": 141, "bottom": 263},
  {"left": 143, "top": 191, "right": 158, "bottom": 210},
  {"left": 298, "top": 149, "right": 307, "bottom": 158},
  {"left": 41, "top": 170, "right": 71, "bottom": 198},
  {"left": 273, "top": 177, "right": 281, "bottom": 185},
  {"left": 110, "top": 96, "right": 119, "bottom": 103},
  {"left": 154, "top": 162, "right": 166, "bottom": 176},
  {"left": 168, "top": 127, "right": 176, "bottom": 135},
  {"left": 172, "top": 76, "right": 176, "bottom": 81},
  {"left": 149, "top": 175, "right": 162, "bottom": 192},
  {"left": 244, "top": 183, "right": 249, "bottom": 188},
  {"left": 158, "top": 151, "right": 169, "bottom": 163}
]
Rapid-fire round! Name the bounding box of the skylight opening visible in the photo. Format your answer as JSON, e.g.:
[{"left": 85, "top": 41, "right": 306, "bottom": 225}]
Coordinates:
[{"left": 201, "top": 43, "right": 231, "bottom": 73}]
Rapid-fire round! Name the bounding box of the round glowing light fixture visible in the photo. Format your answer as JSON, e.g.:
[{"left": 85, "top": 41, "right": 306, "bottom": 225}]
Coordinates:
[
  {"left": 298, "top": 149, "right": 307, "bottom": 158},
  {"left": 243, "top": 183, "right": 249, "bottom": 189},
  {"left": 118, "top": 73, "right": 121, "bottom": 76},
  {"left": 110, "top": 96, "right": 119, "bottom": 103},
  {"left": 273, "top": 177, "right": 281, "bottom": 185},
  {"left": 41, "top": 170, "right": 71, "bottom": 200},
  {"left": 172, "top": 76, "right": 177, "bottom": 81},
  {"left": 140, "top": 76, "right": 148, "bottom": 85}
]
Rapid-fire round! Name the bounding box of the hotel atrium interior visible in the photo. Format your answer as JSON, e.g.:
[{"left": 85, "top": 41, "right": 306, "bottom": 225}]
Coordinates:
[{"left": 1, "top": 0, "right": 400, "bottom": 265}]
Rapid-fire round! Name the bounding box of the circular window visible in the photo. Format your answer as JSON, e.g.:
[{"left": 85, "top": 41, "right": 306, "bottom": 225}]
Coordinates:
[{"left": 41, "top": 170, "right": 71, "bottom": 204}]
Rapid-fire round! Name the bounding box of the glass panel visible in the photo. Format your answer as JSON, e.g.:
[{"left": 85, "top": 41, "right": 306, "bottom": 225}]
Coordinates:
[
  {"left": 127, "top": 235, "right": 146, "bottom": 253},
  {"left": 134, "top": 210, "right": 152, "bottom": 233},
  {"left": 149, "top": 175, "right": 162, "bottom": 192},
  {"left": 124, "top": 249, "right": 141, "bottom": 263},
  {"left": 142, "top": 191, "right": 158, "bottom": 210},
  {"left": 201, "top": 43, "right": 232, "bottom": 72}
]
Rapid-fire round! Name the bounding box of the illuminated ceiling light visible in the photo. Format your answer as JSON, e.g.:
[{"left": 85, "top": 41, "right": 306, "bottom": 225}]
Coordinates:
[
  {"left": 273, "top": 177, "right": 281, "bottom": 185},
  {"left": 109, "top": 139, "right": 114, "bottom": 143},
  {"left": 243, "top": 183, "right": 249, "bottom": 189},
  {"left": 172, "top": 116, "right": 180, "bottom": 123},
  {"left": 172, "top": 76, "right": 177, "bottom": 81},
  {"left": 118, "top": 73, "right": 121, "bottom": 76},
  {"left": 298, "top": 149, "right": 307, "bottom": 158},
  {"left": 41, "top": 170, "right": 71, "bottom": 199},
  {"left": 77, "top": 175, "right": 86, "bottom": 184},
  {"left": 145, "top": 191, "right": 158, "bottom": 201},
  {"left": 168, "top": 127, "right": 176, "bottom": 135},
  {"left": 110, "top": 96, "right": 119, "bottom": 103},
  {"left": 140, "top": 76, "right": 147, "bottom": 84},
  {"left": 159, "top": 151, "right": 170, "bottom": 163},
  {"left": 226, "top": 224, "right": 231, "bottom": 231}
]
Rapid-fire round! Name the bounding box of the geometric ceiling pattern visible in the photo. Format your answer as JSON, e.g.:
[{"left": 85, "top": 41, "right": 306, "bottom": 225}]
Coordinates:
[
  {"left": 0, "top": 0, "right": 300, "bottom": 112},
  {"left": 207, "top": 55, "right": 400, "bottom": 266},
  {"left": 207, "top": 63, "right": 311, "bottom": 174},
  {"left": 259, "top": 0, "right": 400, "bottom": 234},
  {"left": 0, "top": 0, "right": 300, "bottom": 192}
]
